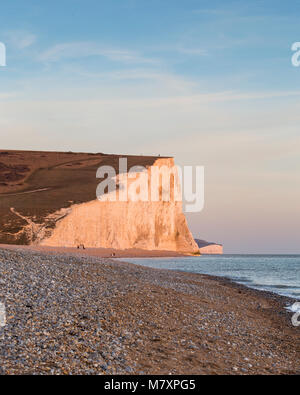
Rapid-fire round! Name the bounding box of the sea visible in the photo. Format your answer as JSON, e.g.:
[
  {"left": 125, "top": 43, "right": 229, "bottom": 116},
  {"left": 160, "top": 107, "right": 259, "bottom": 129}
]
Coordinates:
[{"left": 122, "top": 255, "right": 300, "bottom": 306}]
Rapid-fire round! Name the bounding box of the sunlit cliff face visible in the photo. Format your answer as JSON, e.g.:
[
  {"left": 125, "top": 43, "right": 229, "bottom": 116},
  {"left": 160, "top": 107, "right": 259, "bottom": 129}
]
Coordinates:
[{"left": 40, "top": 158, "right": 199, "bottom": 253}]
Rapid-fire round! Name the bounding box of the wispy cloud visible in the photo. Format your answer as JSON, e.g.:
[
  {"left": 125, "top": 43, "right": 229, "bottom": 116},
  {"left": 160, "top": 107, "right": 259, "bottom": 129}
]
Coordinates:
[
  {"left": 68, "top": 67, "right": 197, "bottom": 93},
  {"left": 5, "top": 30, "right": 36, "bottom": 49},
  {"left": 192, "top": 8, "right": 236, "bottom": 16},
  {"left": 0, "top": 92, "right": 21, "bottom": 100},
  {"left": 38, "top": 41, "right": 158, "bottom": 64},
  {"left": 176, "top": 47, "right": 208, "bottom": 56}
]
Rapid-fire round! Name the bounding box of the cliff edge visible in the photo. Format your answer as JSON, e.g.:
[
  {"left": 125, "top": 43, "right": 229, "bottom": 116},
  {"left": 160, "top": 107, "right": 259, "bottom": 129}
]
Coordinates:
[{"left": 0, "top": 150, "right": 198, "bottom": 254}]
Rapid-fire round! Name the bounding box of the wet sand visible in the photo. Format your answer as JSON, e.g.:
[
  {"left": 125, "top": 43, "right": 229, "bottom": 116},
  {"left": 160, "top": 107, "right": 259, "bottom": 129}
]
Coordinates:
[{"left": 0, "top": 246, "right": 299, "bottom": 375}]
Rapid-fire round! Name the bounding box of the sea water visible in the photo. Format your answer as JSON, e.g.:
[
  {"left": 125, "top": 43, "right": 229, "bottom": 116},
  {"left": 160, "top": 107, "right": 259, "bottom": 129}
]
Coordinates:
[{"left": 123, "top": 255, "right": 300, "bottom": 302}]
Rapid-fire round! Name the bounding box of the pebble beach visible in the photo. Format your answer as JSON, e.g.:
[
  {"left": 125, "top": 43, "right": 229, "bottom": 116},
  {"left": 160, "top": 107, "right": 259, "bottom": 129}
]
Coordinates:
[{"left": 0, "top": 247, "right": 299, "bottom": 375}]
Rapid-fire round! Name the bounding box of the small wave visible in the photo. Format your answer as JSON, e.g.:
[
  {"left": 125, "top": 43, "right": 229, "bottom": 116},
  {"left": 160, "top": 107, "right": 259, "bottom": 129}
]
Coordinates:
[
  {"left": 261, "top": 284, "right": 294, "bottom": 290},
  {"left": 286, "top": 303, "right": 300, "bottom": 312},
  {"left": 233, "top": 277, "right": 253, "bottom": 284},
  {"left": 291, "top": 292, "right": 300, "bottom": 297}
]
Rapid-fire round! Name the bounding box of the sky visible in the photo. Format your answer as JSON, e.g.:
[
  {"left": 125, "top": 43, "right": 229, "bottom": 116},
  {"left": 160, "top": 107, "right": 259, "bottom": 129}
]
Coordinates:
[{"left": 0, "top": 0, "right": 300, "bottom": 253}]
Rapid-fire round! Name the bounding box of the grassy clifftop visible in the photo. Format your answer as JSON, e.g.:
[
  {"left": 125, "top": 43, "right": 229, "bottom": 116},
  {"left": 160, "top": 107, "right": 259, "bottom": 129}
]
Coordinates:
[{"left": 0, "top": 150, "right": 161, "bottom": 245}]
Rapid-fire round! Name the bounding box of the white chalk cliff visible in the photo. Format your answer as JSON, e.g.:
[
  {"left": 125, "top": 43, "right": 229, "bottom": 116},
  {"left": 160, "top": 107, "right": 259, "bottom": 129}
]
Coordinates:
[
  {"left": 40, "top": 158, "right": 199, "bottom": 253},
  {"left": 195, "top": 239, "right": 223, "bottom": 254}
]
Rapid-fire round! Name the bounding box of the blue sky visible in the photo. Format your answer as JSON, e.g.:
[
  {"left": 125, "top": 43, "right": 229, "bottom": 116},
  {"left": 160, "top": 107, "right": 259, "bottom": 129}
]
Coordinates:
[
  {"left": 1, "top": 0, "right": 300, "bottom": 96},
  {"left": 0, "top": 1, "right": 300, "bottom": 253}
]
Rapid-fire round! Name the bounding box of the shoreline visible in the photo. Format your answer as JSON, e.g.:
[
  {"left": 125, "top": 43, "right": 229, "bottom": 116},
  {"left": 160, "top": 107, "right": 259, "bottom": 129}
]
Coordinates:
[
  {"left": 1, "top": 244, "right": 298, "bottom": 321},
  {"left": 0, "top": 244, "right": 189, "bottom": 258},
  {"left": 122, "top": 259, "right": 299, "bottom": 326},
  {"left": 2, "top": 244, "right": 298, "bottom": 305},
  {"left": 1, "top": 244, "right": 298, "bottom": 319},
  {"left": 0, "top": 247, "right": 299, "bottom": 374},
  {"left": 117, "top": 256, "right": 300, "bottom": 307}
]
